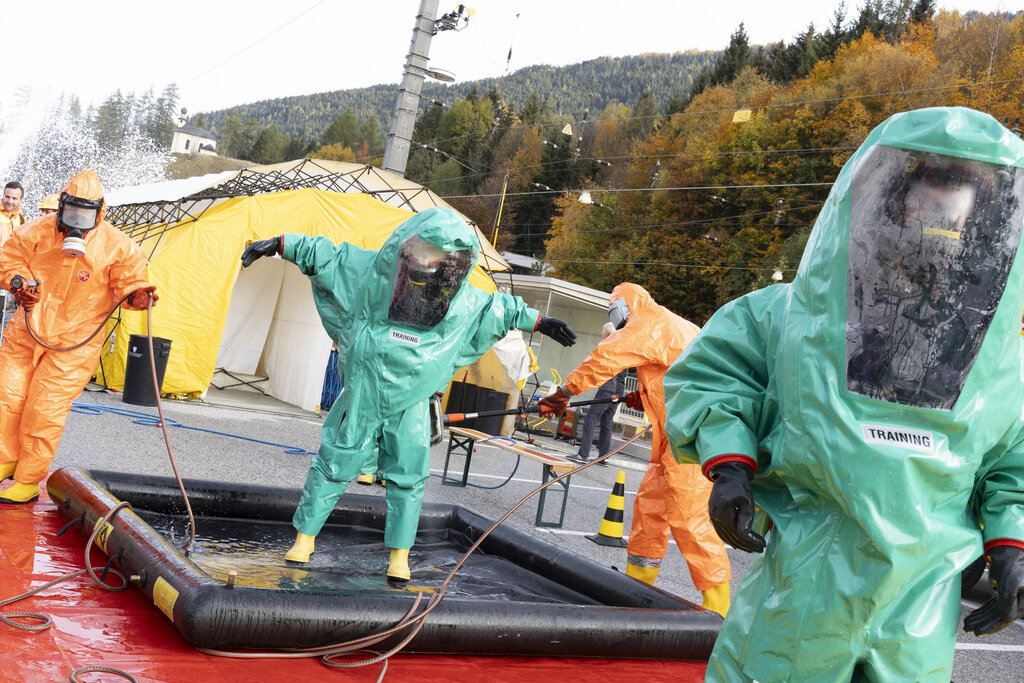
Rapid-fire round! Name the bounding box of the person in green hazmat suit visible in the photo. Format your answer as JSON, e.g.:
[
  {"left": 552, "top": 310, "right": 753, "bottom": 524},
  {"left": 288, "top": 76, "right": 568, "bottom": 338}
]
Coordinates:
[
  {"left": 240, "top": 207, "right": 576, "bottom": 582},
  {"left": 663, "top": 107, "right": 1024, "bottom": 682}
]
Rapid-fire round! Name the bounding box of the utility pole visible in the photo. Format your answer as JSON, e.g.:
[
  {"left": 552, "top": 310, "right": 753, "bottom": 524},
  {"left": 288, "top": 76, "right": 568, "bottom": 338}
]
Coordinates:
[{"left": 382, "top": 0, "right": 440, "bottom": 177}]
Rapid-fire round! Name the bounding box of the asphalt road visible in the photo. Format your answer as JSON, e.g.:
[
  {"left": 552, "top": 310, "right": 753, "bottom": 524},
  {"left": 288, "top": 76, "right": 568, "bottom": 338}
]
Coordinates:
[{"left": 50, "top": 388, "right": 1024, "bottom": 681}]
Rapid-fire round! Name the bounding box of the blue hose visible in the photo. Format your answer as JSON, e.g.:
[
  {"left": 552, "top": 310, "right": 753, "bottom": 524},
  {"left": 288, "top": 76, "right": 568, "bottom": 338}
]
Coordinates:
[
  {"left": 70, "top": 402, "right": 318, "bottom": 456},
  {"left": 70, "top": 401, "right": 523, "bottom": 489}
]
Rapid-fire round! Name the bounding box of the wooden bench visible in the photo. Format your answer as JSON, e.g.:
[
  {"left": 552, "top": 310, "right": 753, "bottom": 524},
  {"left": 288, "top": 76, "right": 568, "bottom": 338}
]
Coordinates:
[{"left": 443, "top": 426, "right": 575, "bottom": 528}]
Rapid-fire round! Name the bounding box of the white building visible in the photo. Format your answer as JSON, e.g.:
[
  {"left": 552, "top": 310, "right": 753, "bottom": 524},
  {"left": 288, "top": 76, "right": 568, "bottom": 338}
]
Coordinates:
[{"left": 170, "top": 124, "right": 218, "bottom": 156}]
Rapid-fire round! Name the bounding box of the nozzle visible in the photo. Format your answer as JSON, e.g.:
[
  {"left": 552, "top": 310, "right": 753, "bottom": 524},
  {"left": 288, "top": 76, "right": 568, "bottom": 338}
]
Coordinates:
[{"left": 9, "top": 275, "right": 40, "bottom": 293}]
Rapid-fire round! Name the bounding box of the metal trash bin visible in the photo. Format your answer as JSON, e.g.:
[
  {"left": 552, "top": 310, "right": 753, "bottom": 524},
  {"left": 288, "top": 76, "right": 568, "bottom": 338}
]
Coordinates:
[
  {"left": 446, "top": 381, "right": 509, "bottom": 435},
  {"left": 123, "top": 334, "right": 172, "bottom": 407}
]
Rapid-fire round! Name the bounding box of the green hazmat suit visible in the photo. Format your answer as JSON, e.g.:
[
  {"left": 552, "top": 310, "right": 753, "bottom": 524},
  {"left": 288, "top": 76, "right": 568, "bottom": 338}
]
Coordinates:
[
  {"left": 663, "top": 107, "right": 1024, "bottom": 681},
  {"left": 283, "top": 207, "right": 540, "bottom": 549}
]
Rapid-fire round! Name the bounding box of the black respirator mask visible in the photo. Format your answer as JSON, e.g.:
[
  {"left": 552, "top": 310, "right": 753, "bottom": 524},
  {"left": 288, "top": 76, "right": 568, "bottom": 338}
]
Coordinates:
[{"left": 56, "top": 192, "right": 103, "bottom": 257}]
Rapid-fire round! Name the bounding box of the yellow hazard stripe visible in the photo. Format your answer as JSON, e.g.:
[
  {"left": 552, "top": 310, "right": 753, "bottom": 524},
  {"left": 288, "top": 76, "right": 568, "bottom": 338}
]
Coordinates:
[{"left": 922, "top": 227, "right": 961, "bottom": 240}]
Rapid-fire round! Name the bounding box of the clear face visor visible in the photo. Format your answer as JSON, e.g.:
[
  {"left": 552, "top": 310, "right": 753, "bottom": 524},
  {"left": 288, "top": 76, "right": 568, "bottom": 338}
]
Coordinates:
[
  {"left": 608, "top": 298, "right": 630, "bottom": 329},
  {"left": 402, "top": 237, "right": 449, "bottom": 282},
  {"left": 845, "top": 145, "right": 1023, "bottom": 410},
  {"left": 388, "top": 234, "right": 476, "bottom": 330},
  {"left": 57, "top": 196, "right": 102, "bottom": 232}
]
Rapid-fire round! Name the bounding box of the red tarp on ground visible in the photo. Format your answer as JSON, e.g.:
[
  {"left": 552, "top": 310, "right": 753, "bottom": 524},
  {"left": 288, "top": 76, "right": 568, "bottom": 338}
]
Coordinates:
[{"left": 1, "top": 484, "right": 707, "bottom": 682}]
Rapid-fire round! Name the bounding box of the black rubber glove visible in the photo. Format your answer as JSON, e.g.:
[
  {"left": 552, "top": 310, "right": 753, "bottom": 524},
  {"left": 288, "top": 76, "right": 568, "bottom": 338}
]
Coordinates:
[
  {"left": 707, "top": 461, "right": 766, "bottom": 553},
  {"left": 241, "top": 236, "right": 283, "bottom": 267},
  {"left": 964, "top": 546, "right": 1024, "bottom": 636},
  {"left": 536, "top": 316, "right": 577, "bottom": 347}
]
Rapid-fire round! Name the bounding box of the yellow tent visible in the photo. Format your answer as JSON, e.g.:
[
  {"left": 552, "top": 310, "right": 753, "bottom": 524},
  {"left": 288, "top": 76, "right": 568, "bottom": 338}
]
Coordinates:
[{"left": 98, "top": 159, "right": 513, "bottom": 412}]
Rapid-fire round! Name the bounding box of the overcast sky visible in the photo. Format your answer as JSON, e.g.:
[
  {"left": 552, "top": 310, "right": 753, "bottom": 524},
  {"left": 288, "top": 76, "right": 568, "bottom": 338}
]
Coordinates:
[{"left": 3, "top": 0, "right": 1017, "bottom": 115}]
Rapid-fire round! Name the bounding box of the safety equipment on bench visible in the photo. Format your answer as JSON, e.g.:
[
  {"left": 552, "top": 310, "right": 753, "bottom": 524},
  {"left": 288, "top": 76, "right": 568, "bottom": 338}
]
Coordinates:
[
  {"left": 963, "top": 546, "right": 1024, "bottom": 636},
  {"left": 536, "top": 316, "right": 577, "bottom": 347},
  {"left": 707, "top": 461, "right": 766, "bottom": 553}
]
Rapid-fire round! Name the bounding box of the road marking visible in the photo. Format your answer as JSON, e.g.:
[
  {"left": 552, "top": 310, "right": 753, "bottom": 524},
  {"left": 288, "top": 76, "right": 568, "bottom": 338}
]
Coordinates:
[
  {"left": 429, "top": 469, "right": 639, "bottom": 494},
  {"left": 954, "top": 643, "right": 1024, "bottom": 651}
]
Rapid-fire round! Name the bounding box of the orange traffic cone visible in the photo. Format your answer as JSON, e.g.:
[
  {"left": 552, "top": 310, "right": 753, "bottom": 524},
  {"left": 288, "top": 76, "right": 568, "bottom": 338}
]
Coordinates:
[{"left": 587, "top": 470, "right": 627, "bottom": 547}]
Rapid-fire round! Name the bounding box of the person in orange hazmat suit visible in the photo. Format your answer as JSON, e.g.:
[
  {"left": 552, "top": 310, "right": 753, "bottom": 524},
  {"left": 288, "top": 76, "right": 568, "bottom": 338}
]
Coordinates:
[
  {"left": 538, "top": 282, "right": 732, "bottom": 616},
  {"left": 0, "top": 170, "right": 157, "bottom": 504},
  {"left": 0, "top": 182, "right": 28, "bottom": 338},
  {"left": 0, "top": 181, "right": 26, "bottom": 245},
  {"left": 38, "top": 193, "right": 60, "bottom": 216}
]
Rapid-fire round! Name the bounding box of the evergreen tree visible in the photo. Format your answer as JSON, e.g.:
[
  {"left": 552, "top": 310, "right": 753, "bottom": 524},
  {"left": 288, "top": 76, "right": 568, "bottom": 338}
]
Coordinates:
[
  {"left": 519, "top": 94, "right": 547, "bottom": 125},
  {"left": 92, "top": 90, "right": 132, "bottom": 149},
  {"left": 909, "top": 0, "right": 935, "bottom": 24},
  {"left": 250, "top": 124, "right": 286, "bottom": 164},
  {"left": 321, "top": 109, "right": 360, "bottom": 148}
]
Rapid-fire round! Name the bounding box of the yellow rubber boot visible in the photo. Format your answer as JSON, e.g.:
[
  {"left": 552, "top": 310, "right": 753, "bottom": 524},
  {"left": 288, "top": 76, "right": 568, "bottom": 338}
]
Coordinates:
[
  {"left": 356, "top": 473, "right": 374, "bottom": 485},
  {"left": 284, "top": 532, "right": 316, "bottom": 563},
  {"left": 0, "top": 462, "right": 15, "bottom": 481},
  {"left": 387, "top": 548, "right": 411, "bottom": 583},
  {"left": 701, "top": 581, "right": 731, "bottom": 617},
  {"left": 0, "top": 481, "right": 40, "bottom": 504},
  {"left": 625, "top": 563, "right": 660, "bottom": 585}
]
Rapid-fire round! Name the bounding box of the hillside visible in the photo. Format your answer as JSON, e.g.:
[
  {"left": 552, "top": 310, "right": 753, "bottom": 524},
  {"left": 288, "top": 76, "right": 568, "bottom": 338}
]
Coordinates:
[{"left": 197, "top": 52, "right": 718, "bottom": 143}]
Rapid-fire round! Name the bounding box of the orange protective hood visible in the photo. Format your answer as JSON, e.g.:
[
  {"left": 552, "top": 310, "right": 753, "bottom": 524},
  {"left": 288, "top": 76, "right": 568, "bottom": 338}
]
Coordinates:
[
  {"left": 609, "top": 282, "right": 656, "bottom": 320},
  {"left": 62, "top": 170, "right": 107, "bottom": 224}
]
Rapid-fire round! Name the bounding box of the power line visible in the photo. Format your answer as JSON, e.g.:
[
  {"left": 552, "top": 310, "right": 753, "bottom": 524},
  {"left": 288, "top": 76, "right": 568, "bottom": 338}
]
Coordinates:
[
  {"left": 152, "top": 0, "right": 286, "bottom": 84},
  {"left": 443, "top": 182, "right": 834, "bottom": 200},
  {"left": 387, "top": 145, "right": 852, "bottom": 193},
  {"left": 415, "top": 75, "right": 1024, "bottom": 149},
  {"left": 182, "top": 0, "right": 329, "bottom": 86},
  {"left": 542, "top": 256, "right": 794, "bottom": 273},
  {"left": 509, "top": 206, "right": 824, "bottom": 239}
]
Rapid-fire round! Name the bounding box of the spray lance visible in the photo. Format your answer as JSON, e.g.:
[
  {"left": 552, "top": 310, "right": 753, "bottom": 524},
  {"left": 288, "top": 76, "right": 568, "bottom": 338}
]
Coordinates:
[
  {"left": 429, "top": 393, "right": 628, "bottom": 444},
  {"left": 9, "top": 274, "right": 135, "bottom": 352},
  {"left": 9, "top": 274, "right": 40, "bottom": 296}
]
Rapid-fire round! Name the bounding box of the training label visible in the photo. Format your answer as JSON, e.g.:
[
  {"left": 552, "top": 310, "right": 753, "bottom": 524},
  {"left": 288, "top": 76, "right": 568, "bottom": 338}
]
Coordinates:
[
  {"left": 153, "top": 576, "right": 179, "bottom": 621},
  {"left": 861, "top": 423, "right": 935, "bottom": 453},
  {"left": 389, "top": 329, "right": 421, "bottom": 345}
]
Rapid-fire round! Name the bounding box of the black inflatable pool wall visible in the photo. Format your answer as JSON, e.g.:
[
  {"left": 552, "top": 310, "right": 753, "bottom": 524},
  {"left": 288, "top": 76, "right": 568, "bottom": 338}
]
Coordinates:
[{"left": 47, "top": 467, "right": 720, "bottom": 658}]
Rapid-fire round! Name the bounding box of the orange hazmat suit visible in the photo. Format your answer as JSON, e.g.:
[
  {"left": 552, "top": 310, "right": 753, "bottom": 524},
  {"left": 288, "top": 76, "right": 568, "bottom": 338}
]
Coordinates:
[
  {"left": 562, "top": 283, "right": 730, "bottom": 592},
  {"left": 0, "top": 171, "right": 151, "bottom": 491},
  {"left": 0, "top": 208, "right": 25, "bottom": 247}
]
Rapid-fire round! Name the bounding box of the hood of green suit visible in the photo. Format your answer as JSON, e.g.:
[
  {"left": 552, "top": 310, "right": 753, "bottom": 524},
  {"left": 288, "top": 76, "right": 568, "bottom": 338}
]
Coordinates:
[
  {"left": 790, "top": 106, "right": 1024, "bottom": 425},
  {"left": 367, "top": 206, "right": 480, "bottom": 329}
]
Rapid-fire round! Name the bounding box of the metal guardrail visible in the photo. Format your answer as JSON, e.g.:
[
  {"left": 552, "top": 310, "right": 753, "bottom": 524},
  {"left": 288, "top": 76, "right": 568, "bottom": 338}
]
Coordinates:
[{"left": 614, "top": 374, "right": 648, "bottom": 428}]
